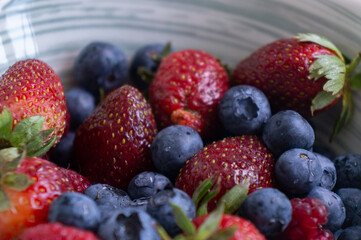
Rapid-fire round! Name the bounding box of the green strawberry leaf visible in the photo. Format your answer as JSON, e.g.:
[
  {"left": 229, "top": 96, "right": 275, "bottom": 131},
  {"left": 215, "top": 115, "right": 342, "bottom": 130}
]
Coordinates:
[
  {"left": 0, "top": 147, "right": 25, "bottom": 172},
  {"left": 217, "top": 182, "right": 249, "bottom": 214},
  {"left": 296, "top": 33, "right": 343, "bottom": 59},
  {"left": 27, "top": 134, "right": 58, "bottom": 158},
  {"left": 197, "top": 178, "right": 221, "bottom": 216},
  {"left": 2, "top": 172, "right": 33, "bottom": 191},
  {"left": 26, "top": 128, "right": 55, "bottom": 157},
  {"left": 161, "top": 42, "right": 172, "bottom": 58},
  {"left": 156, "top": 225, "right": 173, "bottom": 240},
  {"left": 0, "top": 108, "right": 13, "bottom": 141},
  {"left": 330, "top": 89, "right": 354, "bottom": 141},
  {"left": 10, "top": 116, "right": 45, "bottom": 148},
  {"left": 311, "top": 91, "right": 339, "bottom": 114},
  {"left": 170, "top": 202, "right": 196, "bottom": 236},
  {"left": 208, "top": 226, "right": 237, "bottom": 240},
  {"left": 138, "top": 67, "right": 156, "bottom": 84},
  {"left": 195, "top": 204, "right": 224, "bottom": 240},
  {"left": 0, "top": 189, "right": 11, "bottom": 211},
  {"left": 308, "top": 55, "right": 346, "bottom": 95},
  {"left": 192, "top": 178, "right": 214, "bottom": 208},
  {"left": 350, "top": 72, "right": 361, "bottom": 90}
]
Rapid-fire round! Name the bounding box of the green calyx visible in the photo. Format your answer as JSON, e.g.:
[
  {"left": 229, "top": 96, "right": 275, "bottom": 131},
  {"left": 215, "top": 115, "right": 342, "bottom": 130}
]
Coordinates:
[
  {"left": 296, "top": 33, "right": 361, "bottom": 140},
  {"left": 156, "top": 179, "right": 249, "bottom": 240}
]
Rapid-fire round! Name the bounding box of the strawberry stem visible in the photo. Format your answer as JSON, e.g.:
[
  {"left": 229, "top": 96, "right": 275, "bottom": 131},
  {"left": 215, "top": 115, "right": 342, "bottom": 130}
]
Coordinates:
[{"left": 346, "top": 52, "right": 361, "bottom": 77}]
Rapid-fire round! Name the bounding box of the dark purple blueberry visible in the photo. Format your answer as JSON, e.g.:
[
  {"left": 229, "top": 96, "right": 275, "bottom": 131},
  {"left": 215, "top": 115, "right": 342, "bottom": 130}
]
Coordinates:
[
  {"left": 146, "top": 188, "right": 196, "bottom": 237},
  {"left": 275, "top": 148, "right": 322, "bottom": 196},
  {"left": 338, "top": 226, "right": 361, "bottom": 240},
  {"left": 262, "top": 110, "right": 315, "bottom": 156},
  {"left": 333, "top": 153, "right": 361, "bottom": 190},
  {"left": 49, "top": 131, "right": 75, "bottom": 168},
  {"left": 83, "top": 184, "right": 131, "bottom": 209},
  {"left": 313, "top": 142, "right": 337, "bottom": 160},
  {"left": 129, "top": 43, "right": 171, "bottom": 90},
  {"left": 151, "top": 125, "right": 203, "bottom": 181},
  {"left": 74, "top": 42, "right": 127, "bottom": 101},
  {"left": 48, "top": 192, "right": 101, "bottom": 231},
  {"left": 336, "top": 188, "right": 361, "bottom": 228},
  {"left": 127, "top": 171, "right": 173, "bottom": 200},
  {"left": 218, "top": 85, "right": 271, "bottom": 136},
  {"left": 307, "top": 186, "right": 346, "bottom": 232},
  {"left": 315, "top": 152, "right": 337, "bottom": 191},
  {"left": 65, "top": 87, "right": 96, "bottom": 130},
  {"left": 97, "top": 207, "right": 161, "bottom": 240},
  {"left": 238, "top": 188, "right": 292, "bottom": 237}
]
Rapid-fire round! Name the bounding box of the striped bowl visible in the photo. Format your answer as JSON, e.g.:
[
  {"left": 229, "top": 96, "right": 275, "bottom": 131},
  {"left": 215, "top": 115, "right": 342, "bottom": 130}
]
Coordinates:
[{"left": 1, "top": 0, "right": 361, "bottom": 154}]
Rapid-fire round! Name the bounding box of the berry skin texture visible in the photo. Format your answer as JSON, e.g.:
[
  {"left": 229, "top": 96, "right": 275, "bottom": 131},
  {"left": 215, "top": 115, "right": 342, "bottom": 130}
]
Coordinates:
[
  {"left": 127, "top": 171, "right": 173, "bottom": 200},
  {"left": 149, "top": 49, "right": 230, "bottom": 139},
  {"left": 72, "top": 85, "right": 157, "bottom": 189},
  {"left": 48, "top": 192, "right": 101, "bottom": 231},
  {"left": 338, "top": 226, "right": 361, "bottom": 240},
  {"left": 0, "top": 157, "right": 90, "bottom": 240},
  {"left": 315, "top": 153, "right": 337, "bottom": 191},
  {"left": 262, "top": 110, "right": 315, "bottom": 157},
  {"left": 97, "top": 207, "right": 161, "bottom": 240},
  {"left": 151, "top": 125, "right": 204, "bottom": 181},
  {"left": 218, "top": 85, "right": 271, "bottom": 136},
  {"left": 19, "top": 222, "right": 100, "bottom": 240},
  {"left": 74, "top": 42, "right": 127, "bottom": 100},
  {"left": 307, "top": 187, "right": 346, "bottom": 232},
  {"left": 233, "top": 37, "right": 340, "bottom": 117},
  {"left": 333, "top": 153, "right": 361, "bottom": 190},
  {"left": 238, "top": 188, "right": 292, "bottom": 238},
  {"left": 0, "top": 59, "right": 68, "bottom": 144},
  {"left": 193, "top": 214, "right": 266, "bottom": 240},
  {"left": 275, "top": 149, "right": 322, "bottom": 196},
  {"left": 176, "top": 136, "right": 275, "bottom": 210},
  {"left": 65, "top": 88, "right": 96, "bottom": 130},
  {"left": 282, "top": 197, "right": 332, "bottom": 240},
  {"left": 336, "top": 188, "right": 361, "bottom": 228},
  {"left": 129, "top": 43, "right": 171, "bottom": 90},
  {"left": 146, "top": 188, "right": 196, "bottom": 237}
]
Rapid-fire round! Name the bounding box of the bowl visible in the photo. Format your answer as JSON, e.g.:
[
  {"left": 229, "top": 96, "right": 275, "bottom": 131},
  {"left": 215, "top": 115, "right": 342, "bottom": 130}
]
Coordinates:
[{"left": 1, "top": 0, "right": 361, "bottom": 155}]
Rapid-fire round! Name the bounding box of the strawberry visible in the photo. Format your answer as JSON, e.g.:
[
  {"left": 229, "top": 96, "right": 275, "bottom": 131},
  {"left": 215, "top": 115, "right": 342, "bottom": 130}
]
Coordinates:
[
  {"left": 0, "top": 59, "right": 68, "bottom": 145},
  {"left": 72, "top": 85, "right": 157, "bottom": 189},
  {"left": 233, "top": 34, "right": 361, "bottom": 138},
  {"left": 149, "top": 49, "right": 230, "bottom": 139},
  {"left": 20, "top": 222, "right": 100, "bottom": 240},
  {"left": 175, "top": 135, "right": 275, "bottom": 210}
]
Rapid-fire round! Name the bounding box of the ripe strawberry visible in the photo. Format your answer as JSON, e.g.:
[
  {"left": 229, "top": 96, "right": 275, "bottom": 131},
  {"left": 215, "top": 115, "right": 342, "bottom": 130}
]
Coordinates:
[
  {"left": 20, "top": 222, "right": 100, "bottom": 240},
  {"left": 149, "top": 49, "right": 230, "bottom": 139},
  {"left": 175, "top": 135, "right": 275, "bottom": 210},
  {"left": 193, "top": 214, "right": 266, "bottom": 240},
  {"left": 0, "top": 59, "right": 68, "bottom": 144},
  {"left": 73, "top": 85, "right": 157, "bottom": 189},
  {"left": 233, "top": 33, "right": 361, "bottom": 138}
]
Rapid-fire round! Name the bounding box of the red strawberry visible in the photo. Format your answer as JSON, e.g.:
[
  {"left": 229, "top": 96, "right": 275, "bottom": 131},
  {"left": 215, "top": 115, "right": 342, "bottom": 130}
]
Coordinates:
[
  {"left": 0, "top": 59, "right": 68, "bottom": 144},
  {"left": 193, "top": 214, "right": 266, "bottom": 240},
  {"left": 175, "top": 135, "right": 275, "bottom": 210},
  {"left": 20, "top": 222, "right": 100, "bottom": 240},
  {"left": 149, "top": 49, "right": 230, "bottom": 139},
  {"left": 73, "top": 85, "right": 157, "bottom": 189}
]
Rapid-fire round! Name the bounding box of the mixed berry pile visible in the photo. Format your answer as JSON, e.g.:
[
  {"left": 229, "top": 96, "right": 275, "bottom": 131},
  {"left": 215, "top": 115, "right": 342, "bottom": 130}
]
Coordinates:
[{"left": 1, "top": 33, "right": 361, "bottom": 240}]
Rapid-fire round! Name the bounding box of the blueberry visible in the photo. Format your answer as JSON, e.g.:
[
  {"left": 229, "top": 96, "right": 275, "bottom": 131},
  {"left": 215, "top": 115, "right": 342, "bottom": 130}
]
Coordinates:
[
  {"left": 313, "top": 142, "right": 337, "bottom": 160},
  {"left": 83, "top": 184, "right": 131, "bottom": 208},
  {"left": 129, "top": 43, "right": 171, "bottom": 90},
  {"left": 146, "top": 188, "right": 196, "bottom": 237},
  {"left": 238, "top": 188, "right": 292, "bottom": 237},
  {"left": 307, "top": 186, "right": 346, "bottom": 232},
  {"left": 336, "top": 188, "right": 361, "bottom": 228},
  {"left": 48, "top": 192, "right": 101, "bottom": 231},
  {"left": 333, "top": 153, "right": 361, "bottom": 190},
  {"left": 129, "top": 198, "right": 150, "bottom": 211},
  {"left": 334, "top": 229, "right": 344, "bottom": 239},
  {"left": 315, "top": 153, "right": 337, "bottom": 191},
  {"left": 74, "top": 42, "right": 127, "bottom": 100},
  {"left": 65, "top": 87, "right": 96, "bottom": 130},
  {"left": 262, "top": 110, "right": 315, "bottom": 156},
  {"left": 338, "top": 226, "right": 361, "bottom": 240},
  {"left": 97, "top": 207, "right": 161, "bottom": 240},
  {"left": 127, "top": 171, "right": 173, "bottom": 200},
  {"left": 49, "top": 131, "right": 75, "bottom": 168},
  {"left": 218, "top": 85, "right": 271, "bottom": 135},
  {"left": 151, "top": 125, "right": 203, "bottom": 181},
  {"left": 275, "top": 148, "right": 322, "bottom": 196}
]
